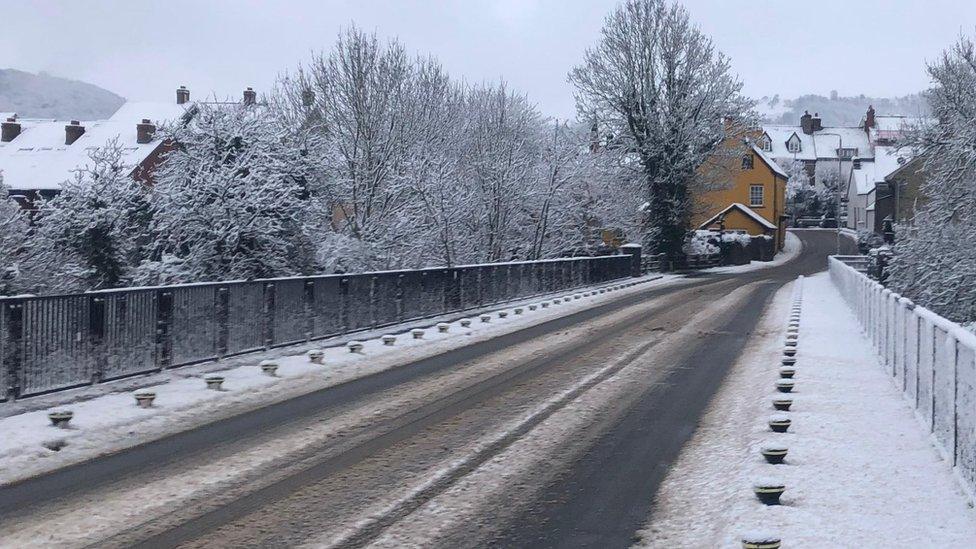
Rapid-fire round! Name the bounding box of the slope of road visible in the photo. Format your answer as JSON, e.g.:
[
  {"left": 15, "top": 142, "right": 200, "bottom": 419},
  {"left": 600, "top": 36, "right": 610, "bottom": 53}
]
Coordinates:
[{"left": 0, "top": 230, "right": 854, "bottom": 548}]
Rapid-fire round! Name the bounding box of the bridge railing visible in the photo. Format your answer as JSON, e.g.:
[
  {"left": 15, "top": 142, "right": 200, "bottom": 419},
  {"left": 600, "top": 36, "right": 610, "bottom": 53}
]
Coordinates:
[
  {"left": 829, "top": 256, "right": 976, "bottom": 494},
  {"left": 0, "top": 254, "right": 633, "bottom": 400}
]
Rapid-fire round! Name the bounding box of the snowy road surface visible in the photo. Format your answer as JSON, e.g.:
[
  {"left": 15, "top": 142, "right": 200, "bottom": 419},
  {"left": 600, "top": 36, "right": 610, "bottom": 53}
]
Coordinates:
[{"left": 0, "top": 231, "right": 855, "bottom": 548}]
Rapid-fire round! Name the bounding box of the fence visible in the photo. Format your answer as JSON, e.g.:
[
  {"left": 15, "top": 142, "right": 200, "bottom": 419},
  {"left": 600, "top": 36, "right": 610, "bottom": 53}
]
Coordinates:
[
  {"left": 830, "top": 256, "right": 976, "bottom": 495},
  {"left": 0, "top": 254, "right": 634, "bottom": 401}
]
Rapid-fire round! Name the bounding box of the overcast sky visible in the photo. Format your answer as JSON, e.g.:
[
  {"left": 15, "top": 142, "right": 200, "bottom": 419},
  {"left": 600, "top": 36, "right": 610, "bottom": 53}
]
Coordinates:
[{"left": 3, "top": 0, "right": 974, "bottom": 119}]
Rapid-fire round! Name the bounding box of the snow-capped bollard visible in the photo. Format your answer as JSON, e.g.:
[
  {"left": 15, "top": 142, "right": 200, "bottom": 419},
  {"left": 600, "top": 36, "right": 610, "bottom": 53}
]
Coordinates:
[
  {"left": 437, "top": 322, "right": 450, "bottom": 333},
  {"left": 783, "top": 347, "right": 797, "bottom": 357},
  {"left": 347, "top": 341, "right": 364, "bottom": 353},
  {"left": 779, "top": 366, "right": 796, "bottom": 379},
  {"left": 134, "top": 390, "right": 156, "bottom": 408},
  {"left": 598, "top": 288, "right": 605, "bottom": 294},
  {"left": 786, "top": 333, "right": 798, "bottom": 341},
  {"left": 382, "top": 334, "right": 397, "bottom": 346},
  {"left": 528, "top": 304, "right": 537, "bottom": 311},
  {"left": 541, "top": 301, "right": 550, "bottom": 308},
  {"left": 552, "top": 298, "right": 561, "bottom": 305},
  {"left": 307, "top": 349, "right": 325, "bottom": 364},
  {"left": 741, "top": 532, "right": 781, "bottom": 549},
  {"left": 781, "top": 357, "right": 797, "bottom": 367},
  {"left": 760, "top": 444, "right": 788, "bottom": 465},
  {"left": 514, "top": 307, "right": 524, "bottom": 315},
  {"left": 775, "top": 379, "right": 795, "bottom": 393},
  {"left": 459, "top": 319, "right": 472, "bottom": 328},
  {"left": 787, "top": 326, "right": 799, "bottom": 333},
  {"left": 772, "top": 398, "right": 793, "bottom": 411},
  {"left": 411, "top": 328, "right": 425, "bottom": 339},
  {"left": 48, "top": 410, "right": 73, "bottom": 429},
  {"left": 573, "top": 294, "right": 582, "bottom": 300},
  {"left": 260, "top": 360, "right": 279, "bottom": 376},
  {"left": 480, "top": 314, "right": 491, "bottom": 323},
  {"left": 768, "top": 415, "right": 792, "bottom": 433},
  {"left": 784, "top": 339, "right": 797, "bottom": 348},
  {"left": 752, "top": 479, "right": 786, "bottom": 505},
  {"left": 205, "top": 374, "right": 225, "bottom": 390},
  {"left": 498, "top": 311, "right": 508, "bottom": 318}
]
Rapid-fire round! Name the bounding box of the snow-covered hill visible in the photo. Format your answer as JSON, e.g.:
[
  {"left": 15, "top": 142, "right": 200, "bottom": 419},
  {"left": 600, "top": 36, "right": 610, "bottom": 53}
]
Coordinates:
[
  {"left": 756, "top": 93, "right": 929, "bottom": 125},
  {"left": 0, "top": 68, "right": 124, "bottom": 119}
]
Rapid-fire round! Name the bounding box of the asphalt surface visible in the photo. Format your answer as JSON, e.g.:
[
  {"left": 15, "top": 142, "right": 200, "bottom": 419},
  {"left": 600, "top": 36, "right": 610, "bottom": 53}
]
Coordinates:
[{"left": 0, "top": 230, "right": 855, "bottom": 548}]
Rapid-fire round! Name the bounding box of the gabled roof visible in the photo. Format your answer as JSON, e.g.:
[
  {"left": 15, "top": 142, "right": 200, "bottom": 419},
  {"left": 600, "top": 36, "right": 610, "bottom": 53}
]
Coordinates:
[
  {"left": 698, "top": 202, "right": 777, "bottom": 231},
  {"left": 751, "top": 143, "right": 788, "bottom": 178},
  {"left": 0, "top": 101, "right": 192, "bottom": 191}
]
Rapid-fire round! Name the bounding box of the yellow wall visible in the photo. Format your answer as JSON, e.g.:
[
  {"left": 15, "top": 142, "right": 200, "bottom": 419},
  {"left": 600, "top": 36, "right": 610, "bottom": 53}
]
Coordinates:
[{"left": 691, "top": 148, "right": 787, "bottom": 250}]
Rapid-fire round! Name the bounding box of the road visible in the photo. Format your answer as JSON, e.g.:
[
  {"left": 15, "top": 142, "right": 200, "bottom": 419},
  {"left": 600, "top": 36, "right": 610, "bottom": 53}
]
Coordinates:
[{"left": 0, "top": 230, "right": 855, "bottom": 548}]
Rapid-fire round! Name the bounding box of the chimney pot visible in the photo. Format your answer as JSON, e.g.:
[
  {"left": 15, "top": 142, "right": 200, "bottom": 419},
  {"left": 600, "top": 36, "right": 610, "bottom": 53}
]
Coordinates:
[
  {"left": 177, "top": 85, "right": 190, "bottom": 104},
  {"left": 65, "top": 121, "right": 85, "bottom": 145},
  {"left": 243, "top": 87, "right": 257, "bottom": 105},
  {"left": 136, "top": 119, "right": 156, "bottom": 144},
  {"left": 800, "top": 111, "right": 814, "bottom": 135},
  {"left": 1, "top": 117, "right": 21, "bottom": 142}
]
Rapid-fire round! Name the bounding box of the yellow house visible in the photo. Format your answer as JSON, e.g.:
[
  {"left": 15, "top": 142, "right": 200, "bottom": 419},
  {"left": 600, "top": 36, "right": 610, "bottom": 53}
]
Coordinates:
[{"left": 692, "top": 143, "right": 788, "bottom": 251}]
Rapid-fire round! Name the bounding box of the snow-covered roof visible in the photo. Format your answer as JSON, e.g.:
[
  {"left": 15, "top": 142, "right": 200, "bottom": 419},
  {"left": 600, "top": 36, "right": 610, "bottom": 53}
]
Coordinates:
[
  {"left": 698, "top": 202, "right": 777, "bottom": 231},
  {"left": 0, "top": 101, "right": 192, "bottom": 191},
  {"left": 751, "top": 144, "right": 788, "bottom": 178},
  {"left": 762, "top": 125, "right": 816, "bottom": 160},
  {"left": 849, "top": 146, "right": 916, "bottom": 196},
  {"left": 762, "top": 124, "right": 873, "bottom": 162}
]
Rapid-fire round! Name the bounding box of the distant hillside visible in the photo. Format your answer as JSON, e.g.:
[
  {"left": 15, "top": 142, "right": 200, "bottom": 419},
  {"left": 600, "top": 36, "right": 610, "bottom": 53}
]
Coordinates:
[
  {"left": 0, "top": 69, "right": 124, "bottom": 119},
  {"left": 756, "top": 92, "right": 929, "bottom": 126}
]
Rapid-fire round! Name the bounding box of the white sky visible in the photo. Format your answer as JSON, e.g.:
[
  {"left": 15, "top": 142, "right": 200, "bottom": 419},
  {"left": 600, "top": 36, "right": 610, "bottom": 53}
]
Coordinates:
[{"left": 3, "top": 0, "right": 974, "bottom": 119}]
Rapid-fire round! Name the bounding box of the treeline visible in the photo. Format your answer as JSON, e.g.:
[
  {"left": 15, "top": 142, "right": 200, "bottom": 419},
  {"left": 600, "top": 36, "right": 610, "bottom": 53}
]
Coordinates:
[{"left": 0, "top": 27, "right": 640, "bottom": 295}]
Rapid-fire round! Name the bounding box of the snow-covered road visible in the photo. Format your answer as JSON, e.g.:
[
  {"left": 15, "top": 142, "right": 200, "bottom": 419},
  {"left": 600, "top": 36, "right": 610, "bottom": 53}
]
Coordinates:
[{"left": 639, "top": 271, "right": 976, "bottom": 547}]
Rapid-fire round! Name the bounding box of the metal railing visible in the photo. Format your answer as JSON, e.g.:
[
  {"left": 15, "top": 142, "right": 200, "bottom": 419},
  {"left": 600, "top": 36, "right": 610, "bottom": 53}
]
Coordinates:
[
  {"left": 0, "top": 254, "right": 632, "bottom": 400},
  {"left": 829, "top": 256, "right": 976, "bottom": 494}
]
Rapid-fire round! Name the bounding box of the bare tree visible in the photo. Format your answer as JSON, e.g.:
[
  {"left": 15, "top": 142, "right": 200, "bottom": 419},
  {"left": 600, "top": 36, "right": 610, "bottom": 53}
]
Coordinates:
[{"left": 569, "top": 0, "right": 753, "bottom": 258}]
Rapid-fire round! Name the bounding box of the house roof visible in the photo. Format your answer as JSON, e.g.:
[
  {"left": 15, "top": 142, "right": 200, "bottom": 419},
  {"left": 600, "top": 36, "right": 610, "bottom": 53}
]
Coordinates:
[
  {"left": 698, "top": 202, "right": 778, "bottom": 231},
  {"left": 0, "top": 101, "right": 193, "bottom": 191},
  {"left": 761, "top": 124, "right": 873, "bottom": 162},
  {"left": 762, "top": 125, "right": 817, "bottom": 160},
  {"left": 751, "top": 143, "right": 788, "bottom": 178},
  {"left": 848, "top": 145, "right": 916, "bottom": 196}
]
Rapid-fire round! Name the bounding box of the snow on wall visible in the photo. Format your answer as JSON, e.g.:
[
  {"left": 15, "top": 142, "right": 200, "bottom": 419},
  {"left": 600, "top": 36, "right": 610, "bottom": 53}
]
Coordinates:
[{"left": 830, "top": 257, "right": 976, "bottom": 496}]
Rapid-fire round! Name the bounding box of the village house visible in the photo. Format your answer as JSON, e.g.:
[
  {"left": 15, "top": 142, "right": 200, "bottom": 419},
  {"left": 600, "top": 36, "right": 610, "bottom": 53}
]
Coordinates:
[
  {"left": 692, "top": 141, "right": 788, "bottom": 252},
  {"left": 0, "top": 86, "right": 259, "bottom": 211}
]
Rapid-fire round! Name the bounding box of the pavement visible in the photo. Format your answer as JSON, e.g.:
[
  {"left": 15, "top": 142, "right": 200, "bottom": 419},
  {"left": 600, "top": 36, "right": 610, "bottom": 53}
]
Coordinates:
[{"left": 0, "top": 230, "right": 857, "bottom": 548}]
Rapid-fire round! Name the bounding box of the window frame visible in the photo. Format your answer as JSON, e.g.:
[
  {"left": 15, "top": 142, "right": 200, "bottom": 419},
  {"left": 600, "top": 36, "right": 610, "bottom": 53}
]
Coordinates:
[
  {"left": 741, "top": 154, "right": 754, "bottom": 170},
  {"left": 749, "top": 184, "right": 765, "bottom": 207},
  {"left": 787, "top": 136, "right": 801, "bottom": 153}
]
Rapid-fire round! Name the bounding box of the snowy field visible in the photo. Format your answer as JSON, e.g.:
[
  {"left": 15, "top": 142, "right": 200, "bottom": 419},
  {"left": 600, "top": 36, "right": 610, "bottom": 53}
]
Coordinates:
[
  {"left": 0, "top": 275, "right": 679, "bottom": 485},
  {"left": 637, "top": 272, "right": 976, "bottom": 547}
]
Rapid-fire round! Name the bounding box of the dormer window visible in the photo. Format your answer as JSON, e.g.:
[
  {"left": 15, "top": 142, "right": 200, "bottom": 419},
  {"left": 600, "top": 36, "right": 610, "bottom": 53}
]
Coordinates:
[
  {"left": 759, "top": 134, "right": 772, "bottom": 152},
  {"left": 786, "top": 134, "right": 802, "bottom": 153},
  {"left": 837, "top": 147, "right": 857, "bottom": 159},
  {"left": 741, "top": 154, "right": 754, "bottom": 170}
]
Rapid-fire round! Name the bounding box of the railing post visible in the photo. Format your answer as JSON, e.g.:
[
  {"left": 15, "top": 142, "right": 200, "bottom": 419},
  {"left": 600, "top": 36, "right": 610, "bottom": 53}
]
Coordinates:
[
  {"left": 3, "top": 299, "right": 23, "bottom": 400},
  {"left": 263, "top": 282, "right": 276, "bottom": 349},
  {"left": 304, "top": 280, "right": 315, "bottom": 341},
  {"left": 215, "top": 286, "right": 230, "bottom": 357},
  {"left": 88, "top": 295, "right": 106, "bottom": 385},
  {"left": 155, "top": 289, "right": 173, "bottom": 370},
  {"left": 620, "top": 243, "right": 642, "bottom": 278}
]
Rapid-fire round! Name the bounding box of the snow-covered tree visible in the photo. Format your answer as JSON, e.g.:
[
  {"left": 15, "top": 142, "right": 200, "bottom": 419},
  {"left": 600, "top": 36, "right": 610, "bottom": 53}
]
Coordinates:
[
  {"left": 32, "top": 139, "right": 151, "bottom": 290},
  {"left": 0, "top": 174, "right": 39, "bottom": 295},
  {"left": 887, "top": 35, "right": 976, "bottom": 325},
  {"left": 139, "top": 103, "right": 320, "bottom": 283},
  {"left": 569, "top": 0, "right": 754, "bottom": 258}
]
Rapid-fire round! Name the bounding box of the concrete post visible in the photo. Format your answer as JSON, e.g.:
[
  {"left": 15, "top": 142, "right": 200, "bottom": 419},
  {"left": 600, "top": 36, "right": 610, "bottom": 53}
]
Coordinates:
[{"left": 619, "top": 243, "right": 642, "bottom": 278}]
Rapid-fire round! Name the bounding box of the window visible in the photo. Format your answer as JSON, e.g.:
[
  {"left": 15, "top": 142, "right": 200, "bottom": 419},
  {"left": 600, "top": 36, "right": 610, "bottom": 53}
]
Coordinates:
[
  {"left": 759, "top": 135, "right": 772, "bottom": 152},
  {"left": 837, "top": 147, "right": 857, "bottom": 159},
  {"left": 787, "top": 135, "right": 801, "bottom": 153},
  {"left": 749, "top": 185, "right": 764, "bottom": 207},
  {"left": 741, "top": 154, "right": 754, "bottom": 169}
]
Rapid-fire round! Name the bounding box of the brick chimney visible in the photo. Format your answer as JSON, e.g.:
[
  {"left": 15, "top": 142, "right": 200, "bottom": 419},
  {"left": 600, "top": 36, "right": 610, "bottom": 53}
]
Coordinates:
[
  {"left": 65, "top": 120, "right": 85, "bottom": 145},
  {"left": 800, "top": 111, "right": 814, "bottom": 134},
  {"left": 136, "top": 118, "right": 156, "bottom": 144},
  {"left": 1, "top": 117, "right": 21, "bottom": 142},
  {"left": 177, "top": 85, "right": 190, "bottom": 104},
  {"left": 864, "top": 105, "right": 876, "bottom": 130},
  {"left": 243, "top": 87, "right": 257, "bottom": 105},
  {"left": 811, "top": 112, "right": 823, "bottom": 132}
]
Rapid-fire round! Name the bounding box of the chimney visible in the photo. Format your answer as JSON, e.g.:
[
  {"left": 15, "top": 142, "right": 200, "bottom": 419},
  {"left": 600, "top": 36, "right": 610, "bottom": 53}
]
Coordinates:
[
  {"left": 800, "top": 111, "right": 814, "bottom": 134},
  {"left": 176, "top": 85, "right": 190, "bottom": 104},
  {"left": 65, "top": 120, "right": 85, "bottom": 145},
  {"left": 136, "top": 118, "right": 156, "bottom": 144},
  {"left": 1, "top": 117, "right": 21, "bottom": 142},
  {"left": 865, "top": 105, "right": 876, "bottom": 130},
  {"left": 811, "top": 112, "right": 823, "bottom": 132},
  {"left": 243, "top": 87, "right": 257, "bottom": 105}
]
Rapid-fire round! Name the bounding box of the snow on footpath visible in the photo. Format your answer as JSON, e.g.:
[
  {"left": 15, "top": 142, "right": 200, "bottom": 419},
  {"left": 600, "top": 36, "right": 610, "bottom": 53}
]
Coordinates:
[
  {"left": 636, "top": 271, "right": 976, "bottom": 548},
  {"left": 0, "top": 275, "right": 680, "bottom": 486}
]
